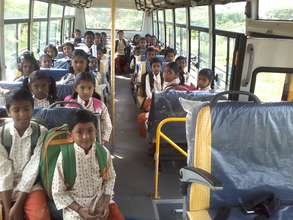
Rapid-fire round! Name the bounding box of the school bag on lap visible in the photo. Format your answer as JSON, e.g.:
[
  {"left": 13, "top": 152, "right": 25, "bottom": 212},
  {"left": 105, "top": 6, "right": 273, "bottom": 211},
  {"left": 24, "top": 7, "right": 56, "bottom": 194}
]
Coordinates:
[{"left": 39, "top": 124, "right": 109, "bottom": 197}]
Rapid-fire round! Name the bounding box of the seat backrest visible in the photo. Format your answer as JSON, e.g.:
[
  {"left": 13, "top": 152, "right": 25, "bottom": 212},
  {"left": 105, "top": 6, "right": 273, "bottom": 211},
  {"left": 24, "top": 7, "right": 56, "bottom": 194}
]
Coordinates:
[
  {"left": 147, "top": 90, "right": 219, "bottom": 142},
  {"left": 185, "top": 101, "right": 293, "bottom": 211}
]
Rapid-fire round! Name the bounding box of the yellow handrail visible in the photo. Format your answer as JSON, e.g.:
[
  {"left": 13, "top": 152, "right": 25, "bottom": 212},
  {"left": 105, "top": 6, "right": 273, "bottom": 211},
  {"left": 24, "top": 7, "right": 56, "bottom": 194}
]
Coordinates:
[{"left": 154, "top": 117, "right": 187, "bottom": 199}]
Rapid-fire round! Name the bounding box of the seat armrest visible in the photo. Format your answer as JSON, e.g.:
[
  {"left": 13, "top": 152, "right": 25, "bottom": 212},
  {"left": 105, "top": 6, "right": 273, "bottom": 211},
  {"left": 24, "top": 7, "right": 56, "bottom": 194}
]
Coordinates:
[{"left": 180, "top": 167, "right": 223, "bottom": 191}]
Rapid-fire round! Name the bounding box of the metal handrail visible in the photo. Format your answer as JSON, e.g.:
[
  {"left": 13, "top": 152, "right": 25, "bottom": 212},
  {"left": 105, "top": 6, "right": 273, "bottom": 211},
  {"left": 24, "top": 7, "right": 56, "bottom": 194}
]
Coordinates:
[{"left": 154, "top": 117, "right": 187, "bottom": 199}]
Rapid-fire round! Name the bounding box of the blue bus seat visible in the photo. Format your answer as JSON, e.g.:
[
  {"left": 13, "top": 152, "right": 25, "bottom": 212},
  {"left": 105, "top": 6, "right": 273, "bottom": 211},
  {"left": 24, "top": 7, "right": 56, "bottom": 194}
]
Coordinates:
[{"left": 39, "top": 68, "right": 68, "bottom": 81}]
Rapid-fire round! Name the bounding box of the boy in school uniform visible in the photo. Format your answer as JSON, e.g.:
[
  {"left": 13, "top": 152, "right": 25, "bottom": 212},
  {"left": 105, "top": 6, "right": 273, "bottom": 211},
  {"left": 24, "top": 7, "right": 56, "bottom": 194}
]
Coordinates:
[
  {"left": 0, "top": 89, "right": 50, "bottom": 220},
  {"left": 52, "top": 109, "right": 124, "bottom": 220}
]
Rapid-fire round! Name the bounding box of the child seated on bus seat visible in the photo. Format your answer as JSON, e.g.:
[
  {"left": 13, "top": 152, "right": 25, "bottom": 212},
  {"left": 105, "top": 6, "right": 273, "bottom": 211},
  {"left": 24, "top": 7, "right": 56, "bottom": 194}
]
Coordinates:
[
  {"left": 138, "top": 37, "right": 147, "bottom": 61},
  {"left": 88, "top": 56, "right": 98, "bottom": 77},
  {"left": 23, "top": 70, "right": 57, "bottom": 108},
  {"left": 150, "top": 35, "right": 160, "bottom": 52},
  {"left": 196, "top": 68, "right": 214, "bottom": 91},
  {"left": 84, "top": 31, "right": 95, "bottom": 53},
  {"left": 39, "top": 54, "right": 53, "bottom": 69},
  {"left": 44, "top": 44, "right": 58, "bottom": 60},
  {"left": 163, "top": 62, "right": 195, "bottom": 92},
  {"left": 74, "top": 29, "right": 82, "bottom": 46},
  {"left": 62, "top": 42, "right": 75, "bottom": 59},
  {"left": 129, "top": 46, "right": 141, "bottom": 73},
  {"left": 0, "top": 89, "right": 50, "bottom": 220},
  {"left": 52, "top": 109, "right": 124, "bottom": 220},
  {"left": 15, "top": 51, "right": 40, "bottom": 81},
  {"left": 164, "top": 47, "right": 176, "bottom": 63},
  {"left": 145, "top": 47, "right": 157, "bottom": 73},
  {"left": 58, "top": 49, "right": 89, "bottom": 85},
  {"left": 64, "top": 72, "right": 112, "bottom": 144},
  {"left": 175, "top": 56, "right": 194, "bottom": 87}
]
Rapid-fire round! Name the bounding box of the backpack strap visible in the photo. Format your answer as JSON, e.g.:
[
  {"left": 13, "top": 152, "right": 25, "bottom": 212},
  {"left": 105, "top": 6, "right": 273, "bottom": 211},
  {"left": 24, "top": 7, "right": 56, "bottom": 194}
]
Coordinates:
[
  {"left": 148, "top": 72, "right": 154, "bottom": 91},
  {"left": 1, "top": 121, "right": 40, "bottom": 155},
  {"left": 160, "top": 72, "right": 164, "bottom": 88},
  {"left": 61, "top": 143, "right": 77, "bottom": 190}
]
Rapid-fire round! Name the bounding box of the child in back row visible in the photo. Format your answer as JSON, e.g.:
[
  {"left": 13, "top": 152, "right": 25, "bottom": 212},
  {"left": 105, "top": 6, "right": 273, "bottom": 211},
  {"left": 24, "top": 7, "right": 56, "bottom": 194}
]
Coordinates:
[
  {"left": 52, "top": 109, "right": 123, "bottom": 220},
  {"left": 0, "top": 89, "right": 51, "bottom": 220},
  {"left": 39, "top": 54, "right": 53, "bottom": 69},
  {"left": 64, "top": 72, "right": 112, "bottom": 144},
  {"left": 23, "top": 70, "right": 57, "bottom": 108},
  {"left": 15, "top": 52, "right": 40, "bottom": 81}
]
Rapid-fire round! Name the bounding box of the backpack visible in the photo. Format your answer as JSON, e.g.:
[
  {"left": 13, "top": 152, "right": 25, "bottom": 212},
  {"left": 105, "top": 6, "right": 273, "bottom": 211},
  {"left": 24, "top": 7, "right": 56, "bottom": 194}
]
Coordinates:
[
  {"left": 39, "top": 124, "right": 109, "bottom": 197},
  {"left": 1, "top": 120, "right": 41, "bottom": 155}
]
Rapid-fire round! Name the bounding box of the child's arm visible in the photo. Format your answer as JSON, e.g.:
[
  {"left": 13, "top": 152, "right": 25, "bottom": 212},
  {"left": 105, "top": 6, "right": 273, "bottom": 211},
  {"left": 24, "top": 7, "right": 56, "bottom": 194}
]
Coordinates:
[
  {"left": 100, "top": 104, "right": 113, "bottom": 144},
  {"left": 15, "top": 127, "right": 47, "bottom": 193},
  {"left": 145, "top": 74, "right": 152, "bottom": 99}
]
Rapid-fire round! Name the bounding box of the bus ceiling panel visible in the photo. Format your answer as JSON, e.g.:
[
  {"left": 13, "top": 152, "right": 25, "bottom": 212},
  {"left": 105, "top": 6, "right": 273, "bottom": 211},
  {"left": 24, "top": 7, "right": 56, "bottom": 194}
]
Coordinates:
[
  {"left": 138, "top": 0, "right": 191, "bottom": 10},
  {"left": 191, "top": 0, "right": 245, "bottom": 6},
  {"left": 91, "top": 0, "right": 137, "bottom": 9},
  {"left": 38, "top": 0, "right": 93, "bottom": 8}
]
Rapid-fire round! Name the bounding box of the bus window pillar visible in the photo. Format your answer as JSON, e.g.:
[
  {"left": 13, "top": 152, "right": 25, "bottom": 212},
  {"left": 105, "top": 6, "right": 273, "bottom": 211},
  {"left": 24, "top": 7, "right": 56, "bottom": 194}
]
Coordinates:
[{"left": 0, "top": 0, "right": 5, "bottom": 80}]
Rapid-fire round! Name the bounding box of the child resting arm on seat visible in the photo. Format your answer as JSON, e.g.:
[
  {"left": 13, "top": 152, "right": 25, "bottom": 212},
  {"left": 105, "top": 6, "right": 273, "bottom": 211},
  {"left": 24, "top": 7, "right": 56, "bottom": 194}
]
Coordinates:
[
  {"left": 0, "top": 89, "right": 50, "bottom": 220},
  {"left": 22, "top": 70, "right": 57, "bottom": 108},
  {"left": 64, "top": 72, "right": 112, "bottom": 144},
  {"left": 52, "top": 109, "right": 124, "bottom": 220}
]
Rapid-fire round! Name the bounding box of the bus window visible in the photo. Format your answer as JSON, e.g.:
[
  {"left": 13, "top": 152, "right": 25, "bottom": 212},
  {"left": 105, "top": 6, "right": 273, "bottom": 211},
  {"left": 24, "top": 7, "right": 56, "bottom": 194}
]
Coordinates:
[
  {"left": 116, "top": 9, "right": 144, "bottom": 31},
  {"left": 4, "top": 24, "right": 17, "bottom": 80},
  {"left": 215, "top": 2, "right": 246, "bottom": 33},
  {"left": 51, "top": 4, "right": 63, "bottom": 18},
  {"left": 32, "top": 22, "right": 47, "bottom": 58},
  {"left": 85, "top": 8, "right": 111, "bottom": 29},
  {"left": 49, "top": 20, "right": 61, "bottom": 45},
  {"left": 190, "top": 6, "right": 209, "bottom": 28},
  {"left": 33, "top": 1, "right": 48, "bottom": 18},
  {"left": 253, "top": 72, "right": 293, "bottom": 102},
  {"left": 153, "top": 11, "right": 158, "bottom": 37},
  {"left": 199, "top": 32, "right": 209, "bottom": 69},
  {"left": 175, "top": 8, "right": 187, "bottom": 56},
  {"left": 4, "top": 0, "right": 29, "bottom": 19},
  {"left": 158, "top": 10, "right": 165, "bottom": 44},
  {"left": 165, "top": 9, "right": 174, "bottom": 48},
  {"left": 259, "top": 0, "right": 293, "bottom": 20}
]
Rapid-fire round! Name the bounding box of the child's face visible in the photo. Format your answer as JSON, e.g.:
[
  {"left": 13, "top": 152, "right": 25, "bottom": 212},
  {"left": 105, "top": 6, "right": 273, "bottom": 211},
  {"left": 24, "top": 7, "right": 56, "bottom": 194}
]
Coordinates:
[
  {"left": 88, "top": 59, "right": 97, "bottom": 70},
  {"left": 75, "top": 80, "right": 95, "bottom": 102},
  {"left": 94, "top": 35, "right": 102, "bottom": 45},
  {"left": 72, "top": 57, "right": 88, "bottom": 74},
  {"left": 47, "top": 48, "right": 56, "bottom": 58},
  {"left": 139, "top": 40, "right": 147, "bottom": 48},
  {"left": 165, "top": 53, "right": 175, "bottom": 62},
  {"left": 197, "top": 75, "right": 211, "bottom": 89},
  {"left": 96, "top": 51, "right": 103, "bottom": 60},
  {"left": 75, "top": 32, "right": 81, "bottom": 38},
  {"left": 8, "top": 101, "right": 33, "bottom": 132},
  {"left": 71, "top": 122, "right": 97, "bottom": 151},
  {"left": 146, "top": 36, "right": 152, "bottom": 44},
  {"left": 85, "top": 35, "right": 94, "bottom": 47},
  {"left": 163, "top": 66, "right": 177, "bottom": 83},
  {"left": 147, "top": 51, "right": 156, "bottom": 60},
  {"left": 176, "top": 59, "right": 187, "bottom": 71},
  {"left": 152, "top": 62, "right": 161, "bottom": 74},
  {"left": 40, "top": 57, "right": 53, "bottom": 68},
  {"left": 151, "top": 37, "right": 157, "bottom": 45},
  {"left": 29, "top": 79, "right": 50, "bottom": 100},
  {"left": 22, "top": 61, "right": 33, "bottom": 76},
  {"left": 63, "top": 46, "right": 73, "bottom": 57},
  {"left": 118, "top": 32, "right": 124, "bottom": 39},
  {"left": 134, "top": 49, "right": 141, "bottom": 56}
]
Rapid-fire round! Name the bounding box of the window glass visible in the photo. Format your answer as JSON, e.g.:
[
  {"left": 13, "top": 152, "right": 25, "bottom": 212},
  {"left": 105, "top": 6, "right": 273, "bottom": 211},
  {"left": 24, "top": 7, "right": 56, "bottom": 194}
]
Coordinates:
[
  {"left": 176, "top": 27, "right": 187, "bottom": 56},
  {"left": 215, "top": 36, "right": 228, "bottom": 90},
  {"left": 165, "top": 9, "right": 173, "bottom": 23},
  {"left": 85, "top": 8, "right": 143, "bottom": 31},
  {"left": 215, "top": 2, "right": 246, "bottom": 33},
  {"left": 65, "top": 6, "right": 75, "bottom": 16},
  {"left": 4, "top": 0, "right": 30, "bottom": 19},
  {"left": 175, "top": 8, "right": 186, "bottom": 25},
  {"left": 254, "top": 72, "right": 292, "bottom": 102},
  {"left": 49, "top": 20, "right": 61, "bottom": 45},
  {"left": 166, "top": 24, "right": 174, "bottom": 48},
  {"left": 51, "top": 4, "right": 63, "bottom": 18},
  {"left": 190, "top": 30, "right": 199, "bottom": 84},
  {"left": 199, "top": 32, "right": 209, "bottom": 69},
  {"left": 64, "top": 19, "right": 72, "bottom": 42},
  {"left": 158, "top": 10, "right": 165, "bottom": 43},
  {"left": 153, "top": 11, "right": 158, "bottom": 37},
  {"left": 18, "top": 23, "right": 28, "bottom": 54},
  {"left": 190, "top": 6, "right": 209, "bottom": 27},
  {"left": 116, "top": 9, "right": 144, "bottom": 31},
  {"left": 32, "top": 21, "right": 48, "bottom": 58},
  {"left": 259, "top": 0, "right": 293, "bottom": 20},
  {"left": 4, "top": 24, "right": 17, "bottom": 80},
  {"left": 33, "top": 1, "right": 48, "bottom": 18}
]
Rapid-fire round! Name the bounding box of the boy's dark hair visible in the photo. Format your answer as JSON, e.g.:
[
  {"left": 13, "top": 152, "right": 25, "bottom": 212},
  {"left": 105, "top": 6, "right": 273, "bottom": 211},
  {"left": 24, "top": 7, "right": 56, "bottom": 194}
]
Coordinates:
[
  {"left": 22, "top": 70, "right": 57, "bottom": 104},
  {"left": 139, "top": 37, "right": 146, "bottom": 42},
  {"left": 69, "top": 49, "right": 89, "bottom": 73},
  {"left": 39, "top": 54, "right": 52, "bottom": 62},
  {"left": 72, "top": 72, "right": 101, "bottom": 100},
  {"left": 117, "top": 30, "right": 124, "bottom": 34},
  {"left": 5, "top": 88, "right": 34, "bottom": 111},
  {"left": 175, "top": 56, "right": 187, "bottom": 63},
  {"left": 84, "top": 31, "right": 94, "bottom": 38},
  {"left": 146, "top": 47, "right": 156, "bottom": 54},
  {"left": 165, "top": 47, "right": 176, "bottom": 57},
  {"left": 95, "top": 32, "right": 101, "bottom": 37},
  {"left": 198, "top": 68, "right": 214, "bottom": 82},
  {"left": 145, "top": 34, "right": 151, "bottom": 38},
  {"left": 150, "top": 57, "right": 162, "bottom": 66},
  {"left": 17, "top": 51, "right": 40, "bottom": 72},
  {"left": 88, "top": 55, "right": 97, "bottom": 61},
  {"left": 75, "top": 29, "right": 81, "bottom": 33},
  {"left": 63, "top": 42, "right": 75, "bottom": 51},
  {"left": 44, "top": 44, "right": 58, "bottom": 58},
  {"left": 68, "top": 109, "right": 98, "bottom": 131},
  {"left": 166, "top": 62, "right": 180, "bottom": 76}
]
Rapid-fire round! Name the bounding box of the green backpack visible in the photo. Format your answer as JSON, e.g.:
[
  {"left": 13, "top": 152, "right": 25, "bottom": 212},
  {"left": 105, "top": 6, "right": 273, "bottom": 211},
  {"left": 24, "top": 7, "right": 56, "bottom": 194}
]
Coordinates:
[{"left": 39, "top": 124, "right": 108, "bottom": 197}]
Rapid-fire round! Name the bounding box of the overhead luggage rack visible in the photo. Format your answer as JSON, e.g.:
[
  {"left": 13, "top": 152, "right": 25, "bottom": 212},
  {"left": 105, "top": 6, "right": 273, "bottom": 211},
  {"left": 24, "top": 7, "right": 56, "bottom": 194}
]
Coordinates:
[{"left": 38, "top": 0, "right": 93, "bottom": 8}]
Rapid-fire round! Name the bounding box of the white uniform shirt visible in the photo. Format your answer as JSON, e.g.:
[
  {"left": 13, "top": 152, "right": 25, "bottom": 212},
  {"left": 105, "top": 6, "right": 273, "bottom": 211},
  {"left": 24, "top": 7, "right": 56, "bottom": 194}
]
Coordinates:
[
  {"left": 34, "top": 97, "right": 50, "bottom": 108},
  {"left": 0, "top": 121, "right": 47, "bottom": 195},
  {"left": 145, "top": 72, "right": 163, "bottom": 99},
  {"left": 52, "top": 143, "right": 116, "bottom": 220},
  {"left": 116, "top": 40, "right": 127, "bottom": 56}
]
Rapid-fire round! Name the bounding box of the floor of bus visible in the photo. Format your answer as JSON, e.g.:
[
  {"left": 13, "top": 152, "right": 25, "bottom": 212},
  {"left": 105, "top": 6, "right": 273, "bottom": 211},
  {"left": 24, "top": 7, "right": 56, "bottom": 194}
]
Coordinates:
[{"left": 112, "top": 75, "right": 184, "bottom": 220}]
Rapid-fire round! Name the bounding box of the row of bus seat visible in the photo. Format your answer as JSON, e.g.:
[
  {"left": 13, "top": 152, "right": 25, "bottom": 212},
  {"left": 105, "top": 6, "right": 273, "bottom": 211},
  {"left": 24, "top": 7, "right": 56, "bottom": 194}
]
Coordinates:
[{"left": 178, "top": 91, "right": 293, "bottom": 220}]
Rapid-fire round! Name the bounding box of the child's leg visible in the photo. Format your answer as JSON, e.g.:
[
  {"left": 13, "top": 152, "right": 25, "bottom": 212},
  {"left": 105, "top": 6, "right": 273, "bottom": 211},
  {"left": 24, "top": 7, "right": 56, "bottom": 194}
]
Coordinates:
[
  {"left": 107, "top": 203, "right": 124, "bottom": 220},
  {"left": 24, "top": 190, "right": 51, "bottom": 220}
]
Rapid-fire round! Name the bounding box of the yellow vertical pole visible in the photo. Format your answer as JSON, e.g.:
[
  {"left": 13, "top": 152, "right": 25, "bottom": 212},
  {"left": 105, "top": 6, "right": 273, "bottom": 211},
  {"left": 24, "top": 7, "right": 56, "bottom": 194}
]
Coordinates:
[{"left": 111, "top": 0, "right": 116, "bottom": 144}]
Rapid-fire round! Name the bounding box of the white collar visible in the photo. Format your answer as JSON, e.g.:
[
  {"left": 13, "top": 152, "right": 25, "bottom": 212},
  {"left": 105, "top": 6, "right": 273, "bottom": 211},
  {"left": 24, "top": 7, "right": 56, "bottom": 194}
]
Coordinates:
[
  {"left": 8, "top": 121, "right": 33, "bottom": 138},
  {"left": 77, "top": 95, "right": 93, "bottom": 108}
]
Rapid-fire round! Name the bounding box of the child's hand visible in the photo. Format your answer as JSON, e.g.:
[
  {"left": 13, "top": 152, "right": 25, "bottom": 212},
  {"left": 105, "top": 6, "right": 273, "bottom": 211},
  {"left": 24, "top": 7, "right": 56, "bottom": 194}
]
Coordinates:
[
  {"left": 8, "top": 203, "right": 24, "bottom": 220},
  {"left": 95, "top": 195, "right": 111, "bottom": 220},
  {"left": 78, "top": 207, "right": 99, "bottom": 220}
]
